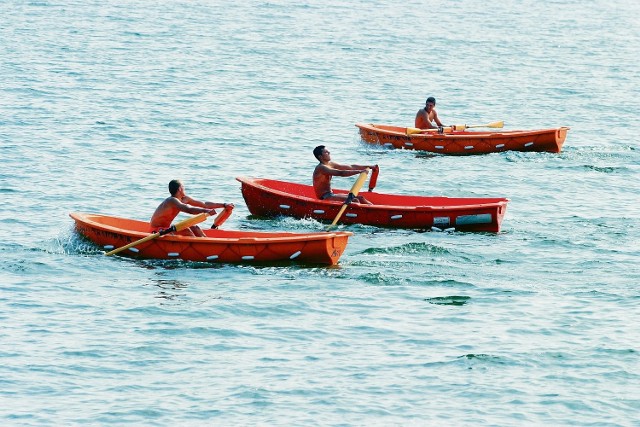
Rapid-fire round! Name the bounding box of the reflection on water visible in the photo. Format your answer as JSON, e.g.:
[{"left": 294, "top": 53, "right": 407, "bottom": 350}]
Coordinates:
[{"left": 149, "top": 278, "right": 189, "bottom": 301}]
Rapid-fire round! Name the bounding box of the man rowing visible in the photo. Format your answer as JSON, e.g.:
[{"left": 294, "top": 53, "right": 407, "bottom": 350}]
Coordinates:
[
  {"left": 312, "top": 145, "right": 376, "bottom": 205},
  {"left": 415, "top": 96, "right": 444, "bottom": 131},
  {"left": 150, "top": 179, "right": 234, "bottom": 236}
]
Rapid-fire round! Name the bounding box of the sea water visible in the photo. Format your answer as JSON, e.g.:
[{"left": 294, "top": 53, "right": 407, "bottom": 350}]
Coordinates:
[{"left": 1, "top": 0, "right": 639, "bottom": 425}]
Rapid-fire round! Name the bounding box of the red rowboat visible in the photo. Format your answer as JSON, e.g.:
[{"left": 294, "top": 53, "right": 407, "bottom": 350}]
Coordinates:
[
  {"left": 237, "top": 177, "right": 509, "bottom": 233},
  {"left": 356, "top": 123, "right": 570, "bottom": 155},
  {"left": 70, "top": 212, "right": 352, "bottom": 265}
]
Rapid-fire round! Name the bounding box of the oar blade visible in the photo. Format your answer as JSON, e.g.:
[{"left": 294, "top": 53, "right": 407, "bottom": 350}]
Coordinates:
[
  {"left": 211, "top": 206, "right": 233, "bottom": 229},
  {"left": 368, "top": 165, "right": 379, "bottom": 192},
  {"left": 464, "top": 121, "right": 504, "bottom": 129}
]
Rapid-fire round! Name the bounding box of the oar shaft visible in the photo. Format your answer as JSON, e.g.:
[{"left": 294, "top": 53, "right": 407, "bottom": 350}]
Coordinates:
[
  {"left": 174, "top": 212, "right": 210, "bottom": 231},
  {"left": 105, "top": 212, "right": 211, "bottom": 256},
  {"left": 326, "top": 169, "right": 370, "bottom": 230},
  {"left": 105, "top": 232, "right": 160, "bottom": 256},
  {"left": 330, "top": 204, "right": 349, "bottom": 227}
]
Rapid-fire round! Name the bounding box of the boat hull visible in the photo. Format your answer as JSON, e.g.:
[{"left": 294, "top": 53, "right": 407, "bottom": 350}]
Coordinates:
[
  {"left": 237, "top": 177, "right": 509, "bottom": 233},
  {"left": 356, "top": 123, "right": 569, "bottom": 155},
  {"left": 70, "top": 212, "right": 352, "bottom": 265}
]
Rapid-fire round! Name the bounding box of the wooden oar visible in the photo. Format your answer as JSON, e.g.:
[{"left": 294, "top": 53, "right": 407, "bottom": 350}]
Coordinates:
[
  {"left": 105, "top": 212, "right": 210, "bottom": 256},
  {"left": 406, "top": 121, "right": 503, "bottom": 135},
  {"left": 458, "top": 120, "right": 504, "bottom": 130},
  {"left": 327, "top": 168, "right": 370, "bottom": 230},
  {"left": 368, "top": 165, "right": 379, "bottom": 192}
]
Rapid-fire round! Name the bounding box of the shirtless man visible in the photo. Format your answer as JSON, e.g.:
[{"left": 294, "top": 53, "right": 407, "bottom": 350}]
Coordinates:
[
  {"left": 149, "top": 179, "right": 234, "bottom": 237},
  {"left": 415, "top": 96, "right": 444, "bottom": 130},
  {"left": 312, "top": 145, "right": 376, "bottom": 205}
]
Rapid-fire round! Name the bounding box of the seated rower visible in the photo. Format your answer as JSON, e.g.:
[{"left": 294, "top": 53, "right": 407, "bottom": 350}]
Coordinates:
[
  {"left": 312, "top": 145, "right": 376, "bottom": 205},
  {"left": 150, "top": 179, "right": 234, "bottom": 236}
]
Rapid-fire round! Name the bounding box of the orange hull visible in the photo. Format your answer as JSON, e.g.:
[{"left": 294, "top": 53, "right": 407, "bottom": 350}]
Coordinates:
[
  {"left": 356, "top": 123, "right": 569, "bottom": 155},
  {"left": 70, "top": 212, "right": 352, "bottom": 265}
]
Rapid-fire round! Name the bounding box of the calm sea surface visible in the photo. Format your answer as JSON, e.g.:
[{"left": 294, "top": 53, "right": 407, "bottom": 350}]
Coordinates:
[{"left": 1, "top": 0, "right": 639, "bottom": 425}]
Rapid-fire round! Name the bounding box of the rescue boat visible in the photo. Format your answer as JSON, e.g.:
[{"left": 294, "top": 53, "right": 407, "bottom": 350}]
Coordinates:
[
  {"left": 356, "top": 123, "right": 570, "bottom": 154},
  {"left": 237, "top": 177, "right": 509, "bottom": 233},
  {"left": 69, "top": 212, "right": 352, "bottom": 265}
]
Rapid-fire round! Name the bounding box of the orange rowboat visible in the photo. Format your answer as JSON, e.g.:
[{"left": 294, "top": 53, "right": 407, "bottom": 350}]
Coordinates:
[
  {"left": 237, "top": 177, "right": 509, "bottom": 233},
  {"left": 356, "top": 123, "right": 570, "bottom": 155},
  {"left": 70, "top": 212, "right": 352, "bottom": 265}
]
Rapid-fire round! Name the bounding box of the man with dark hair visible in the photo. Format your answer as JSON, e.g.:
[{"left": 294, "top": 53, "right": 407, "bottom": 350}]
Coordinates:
[
  {"left": 415, "top": 96, "right": 444, "bottom": 130},
  {"left": 312, "top": 146, "right": 376, "bottom": 205},
  {"left": 149, "top": 179, "right": 233, "bottom": 236}
]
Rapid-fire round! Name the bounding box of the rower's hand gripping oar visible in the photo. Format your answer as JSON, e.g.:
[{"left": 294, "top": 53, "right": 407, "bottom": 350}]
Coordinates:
[
  {"left": 406, "top": 120, "right": 504, "bottom": 135},
  {"left": 326, "top": 168, "right": 370, "bottom": 231},
  {"left": 105, "top": 212, "right": 211, "bottom": 256}
]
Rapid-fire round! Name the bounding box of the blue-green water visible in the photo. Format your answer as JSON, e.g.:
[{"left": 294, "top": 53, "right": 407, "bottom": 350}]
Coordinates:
[{"left": 1, "top": 0, "right": 639, "bottom": 425}]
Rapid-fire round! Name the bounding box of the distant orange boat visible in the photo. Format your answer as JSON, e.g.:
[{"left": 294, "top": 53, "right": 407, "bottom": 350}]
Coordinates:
[
  {"left": 356, "top": 123, "right": 570, "bottom": 155},
  {"left": 70, "top": 212, "right": 352, "bottom": 265}
]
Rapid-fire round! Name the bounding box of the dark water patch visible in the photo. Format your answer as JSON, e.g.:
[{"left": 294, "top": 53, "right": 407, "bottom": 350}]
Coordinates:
[
  {"left": 458, "top": 353, "right": 508, "bottom": 366},
  {"left": 0, "top": 242, "right": 24, "bottom": 253},
  {"left": 572, "top": 289, "right": 635, "bottom": 300},
  {"left": 570, "top": 145, "right": 639, "bottom": 157},
  {"left": 503, "top": 151, "right": 558, "bottom": 163},
  {"left": 151, "top": 281, "right": 191, "bottom": 302},
  {"left": 414, "top": 152, "right": 441, "bottom": 159},
  {"left": 494, "top": 257, "right": 516, "bottom": 264},
  {"left": 152, "top": 278, "right": 191, "bottom": 291},
  {"left": 421, "top": 353, "right": 514, "bottom": 369},
  {"left": 0, "top": 254, "right": 58, "bottom": 274},
  {"left": 425, "top": 295, "right": 471, "bottom": 306},
  {"left": 362, "top": 241, "right": 452, "bottom": 256},
  {"left": 358, "top": 271, "right": 406, "bottom": 287},
  {"left": 594, "top": 347, "right": 637, "bottom": 356},
  {"left": 259, "top": 356, "right": 291, "bottom": 363},
  {"left": 61, "top": 350, "right": 107, "bottom": 358},
  {"left": 460, "top": 353, "right": 498, "bottom": 360},
  {"left": 576, "top": 164, "right": 626, "bottom": 174},
  {"left": 424, "top": 279, "right": 477, "bottom": 289},
  {"left": 96, "top": 408, "right": 165, "bottom": 423},
  {"left": 140, "top": 258, "right": 235, "bottom": 270},
  {"left": 348, "top": 259, "right": 427, "bottom": 269},
  {"left": 354, "top": 272, "right": 478, "bottom": 289}
]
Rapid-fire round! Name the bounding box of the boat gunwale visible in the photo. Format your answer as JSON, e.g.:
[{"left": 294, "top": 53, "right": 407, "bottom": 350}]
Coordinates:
[{"left": 70, "top": 212, "right": 353, "bottom": 244}]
